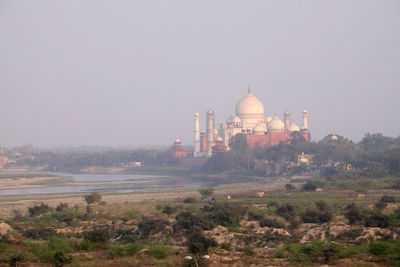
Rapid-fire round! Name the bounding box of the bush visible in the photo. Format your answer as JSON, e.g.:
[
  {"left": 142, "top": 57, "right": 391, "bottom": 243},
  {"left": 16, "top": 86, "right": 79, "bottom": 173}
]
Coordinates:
[
  {"left": 276, "top": 203, "right": 296, "bottom": 220},
  {"left": 83, "top": 228, "right": 111, "bottom": 243},
  {"left": 368, "top": 241, "right": 400, "bottom": 266},
  {"left": 31, "top": 236, "right": 72, "bottom": 266},
  {"left": 243, "top": 245, "right": 255, "bottom": 256},
  {"left": 210, "top": 202, "right": 246, "bottom": 227},
  {"left": 28, "top": 203, "right": 51, "bottom": 217},
  {"left": 183, "top": 197, "right": 197, "bottom": 203},
  {"left": 364, "top": 212, "right": 389, "bottom": 228},
  {"left": 187, "top": 230, "right": 217, "bottom": 254},
  {"left": 259, "top": 216, "right": 286, "bottom": 228},
  {"left": 138, "top": 217, "right": 170, "bottom": 238},
  {"left": 282, "top": 241, "right": 347, "bottom": 264},
  {"left": 24, "top": 227, "right": 57, "bottom": 240},
  {"left": 344, "top": 203, "right": 365, "bottom": 224},
  {"left": 248, "top": 206, "right": 266, "bottom": 221},
  {"left": 285, "top": 183, "right": 296, "bottom": 191},
  {"left": 108, "top": 242, "right": 143, "bottom": 258},
  {"left": 174, "top": 211, "right": 214, "bottom": 232},
  {"left": 162, "top": 204, "right": 178, "bottom": 215},
  {"left": 56, "top": 203, "right": 69, "bottom": 212},
  {"left": 302, "top": 181, "right": 316, "bottom": 192},
  {"left": 145, "top": 244, "right": 172, "bottom": 259},
  {"left": 368, "top": 241, "right": 392, "bottom": 256},
  {"left": 83, "top": 192, "right": 102, "bottom": 205},
  {"left": 198, "top": 188, "right": 214, "bottom": 198},
  {"left": 380, "top": 195, "right": 395, "bottom": 203},
  {"left": 77, "top": 240, "right": 94, "bottom": 251},
  {"left": 301, "top": 201, "right": 332, "bottom": 224},
  {"left": 5, "top": 251, "right": 33, "bottom": 265}
]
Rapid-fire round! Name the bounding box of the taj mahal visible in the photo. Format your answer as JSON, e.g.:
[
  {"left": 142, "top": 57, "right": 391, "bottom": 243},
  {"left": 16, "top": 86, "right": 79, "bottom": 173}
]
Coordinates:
[{"left": 173, "top": 87, "right": 309, "bottom": 158}]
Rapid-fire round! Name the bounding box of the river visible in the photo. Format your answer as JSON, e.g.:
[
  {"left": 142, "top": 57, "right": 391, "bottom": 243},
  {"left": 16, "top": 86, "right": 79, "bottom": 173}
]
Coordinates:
[{"left": 0, "top": 172, "right": 237, "bottom": 196}]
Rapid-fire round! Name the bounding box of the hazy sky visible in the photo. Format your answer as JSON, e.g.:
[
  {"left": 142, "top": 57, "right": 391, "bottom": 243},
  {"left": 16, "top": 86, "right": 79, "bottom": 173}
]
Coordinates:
[{"left": 1, "top": 1, "right": 399, "bottom": 148}]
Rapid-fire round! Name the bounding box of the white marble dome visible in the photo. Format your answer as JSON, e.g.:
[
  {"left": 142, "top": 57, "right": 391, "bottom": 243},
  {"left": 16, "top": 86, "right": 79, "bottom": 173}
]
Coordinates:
[
  {"left": 252, "top": 123, "right": 267, "bottom": 135},
  {"left": 235, "top": 92, "right": 265, "bottom": 129},
  {"left": 235, "top": 92, "right": 264, "bottom": 116},
  {"left": 269, "top": 116, "right": 285, "bottom": 131},
  {"left": 288, "top": 122, "right": 301, "bottom": 132},
  {"left": 264, "top": 115, "right": 272, "bottom": 123},
  {"left": 227, "top": 115, "right": 241, "bottom": 123}
]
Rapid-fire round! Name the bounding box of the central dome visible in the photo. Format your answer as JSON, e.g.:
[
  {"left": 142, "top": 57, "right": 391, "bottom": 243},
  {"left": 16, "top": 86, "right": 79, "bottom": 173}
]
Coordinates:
[
  {"left": 235, "top": 92, "right": 265, "bottom": 130},
  {"left": 235, "top": 93, "right": 265, "bottom": 116}
]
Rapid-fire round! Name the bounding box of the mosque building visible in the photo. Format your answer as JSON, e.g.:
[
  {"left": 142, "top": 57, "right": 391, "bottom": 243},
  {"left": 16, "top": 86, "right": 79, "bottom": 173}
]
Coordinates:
[{"left": 173, "top": 87, "right": 310, "bottom": 158}]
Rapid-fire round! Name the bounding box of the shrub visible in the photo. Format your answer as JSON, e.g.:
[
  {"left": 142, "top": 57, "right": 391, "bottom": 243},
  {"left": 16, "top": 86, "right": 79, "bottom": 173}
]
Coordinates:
[
  {"left": 56, "top": 203, "right": 69, "bottom": 212},
  {"left": 77, "top": 240, "right": 94, "bottom": 251},
  {"left": 259, "top": 216, "right": 286, "bottom": 228},
  {"left": 210, "top": 202, "right": 246, "bottom": 227},
  {"left": 198, "top": 188, "right": 214, "bottom": 198},
  {"left": 5, "top": 251, "right": 33, "bottom": 265},
  {"left": 368, "top": 241, "right": 392, "bottom": 256},
  {"left": 276, "top": 203, "right": 296, "bottom": 220},
  {"left": 364, "top": 212, "right": 389, "bottom": 228},
  {"left": 243, "top": 245, "right": 255, "bottom": 256},
  {"left": 162, "top": 204, "right": 178, "bottom": 215},
  {"left": 145, "top": 244, "right": 172, "bottom": 259},
  {"left": 301, "top": 201, "right": 332, "bottom": 224},
  {"left": 267, "top": 201, "right": 279, "bottom": 208},
  {"left": 31, "top": 236, "right": 72, "bottom": 266},
  {"left": 344, "top": 203, "right": 365, "bottom": 224},
  {"left": 83, "top": 192, "right": 102, "bottom": 205},
  {"left": 138, "top": 217, "right": 170, "bottom": 238},
  {"left": 248, "top": 206, "right": 266, "bottom": 221},
  {"left": 83, "top": 228, "right": 111, "bottom": 243},
  {"left": 28, "top": 203, "right": 51, "bottom": 217},
  {"left": 285, "top": 183, "right": 296, "bottom": 191},
  {"left": 302, "top": 181, "right": 316, "bottom": 192},
  {"left": 174, "top": 211, "right": 214, "bottom": 232},
  {"left": 24, "top": 227, "right": 57, "bottom": 240},
  {"left": 183, "top": 197, "right": 197, "bottom": 203},
  {"left": 221, "top": 242, "right": 233, "bottom": 251},
  {"left": 187, "top": 231, "right": 217, "bottom": 254},
  {"left": 108, "top": 242, "right": 143, "bottom": 258},
  {"left": 380, "top": 195, "right": 395, "bottom": 203},
  {"left": 125, "top": 210, "right": 142, "bottom": 220}
]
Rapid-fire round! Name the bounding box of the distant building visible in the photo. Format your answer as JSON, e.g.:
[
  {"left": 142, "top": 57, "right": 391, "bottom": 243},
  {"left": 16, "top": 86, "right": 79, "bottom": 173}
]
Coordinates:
[
  {"left": 298, "top": 152, "right": 314, "bottom": 165},
  {"left": 171, "top": 139, "right": 193, "bottom": 158},
  {"left": 173, "top": 86, "right": 310, "bottom": 159}
]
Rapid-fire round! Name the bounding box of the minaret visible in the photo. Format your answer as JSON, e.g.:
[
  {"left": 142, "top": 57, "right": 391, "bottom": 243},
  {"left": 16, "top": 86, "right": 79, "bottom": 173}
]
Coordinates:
[
  {"left": 302, "top": 108, "right": 308, "bottom": 130},
  {"left": 194, "top": 112, "right": 200, "bottom": 157},
  {"left": 284, "top": 111, "right": 290, "bottom": 131},
  {"left": 206, "top": 109, "right": 215, "bottom": 157}
]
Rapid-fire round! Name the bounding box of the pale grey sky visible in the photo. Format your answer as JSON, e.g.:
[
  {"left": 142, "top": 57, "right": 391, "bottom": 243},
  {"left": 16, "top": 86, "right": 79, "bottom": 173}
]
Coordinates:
[{"left": 0, "top": 1, "right": 399, "bottom": 147}]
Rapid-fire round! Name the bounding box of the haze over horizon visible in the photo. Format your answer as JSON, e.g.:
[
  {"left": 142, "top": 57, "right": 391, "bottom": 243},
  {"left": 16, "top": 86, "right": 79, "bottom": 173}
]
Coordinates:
[{"left": 1, "top": 1, "right": 399, "bottom": 148}]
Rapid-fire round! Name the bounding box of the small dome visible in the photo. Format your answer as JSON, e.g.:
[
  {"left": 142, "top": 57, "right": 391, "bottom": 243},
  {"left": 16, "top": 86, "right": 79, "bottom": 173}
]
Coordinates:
[
  {"left": 235, "top": 93, "right": 264, "bottom": 117},
  {"left": 330, "top": 135, "right": 338, "bottom": 141},
  {"left": 174, "top": 139, "right": 181, "bottom": 144},
  {"left": 288, "top": 122, "right": 300, "bottom": 132},
  {"left": 252, "top": 123, "right": 267, "bottom": 135},
  {"left": 269, "top": 116, "right": 285, "bottom": 131},
  {"left": 216, "top": 136, "right": 224, "bottom": 143},
  {"left": 227, "top": 115, "right": 241, "bottom": 123},
  {"left": 231, "top": 115, "right": 241, "bottom": 123},
  {"left": 264, "top": 116, "right": 272, "bottom": 123}
]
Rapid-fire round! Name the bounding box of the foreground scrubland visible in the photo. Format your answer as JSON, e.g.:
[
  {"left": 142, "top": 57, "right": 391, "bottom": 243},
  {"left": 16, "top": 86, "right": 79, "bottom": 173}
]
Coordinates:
[{"left": 0, "top": 176, "right": 400, "bottom": 267}]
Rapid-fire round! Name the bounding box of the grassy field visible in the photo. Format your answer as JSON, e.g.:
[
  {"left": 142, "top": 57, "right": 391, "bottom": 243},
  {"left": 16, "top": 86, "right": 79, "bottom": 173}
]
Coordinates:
[{"left": 0, "top": 175, "right": 399, "bottom": 266}]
